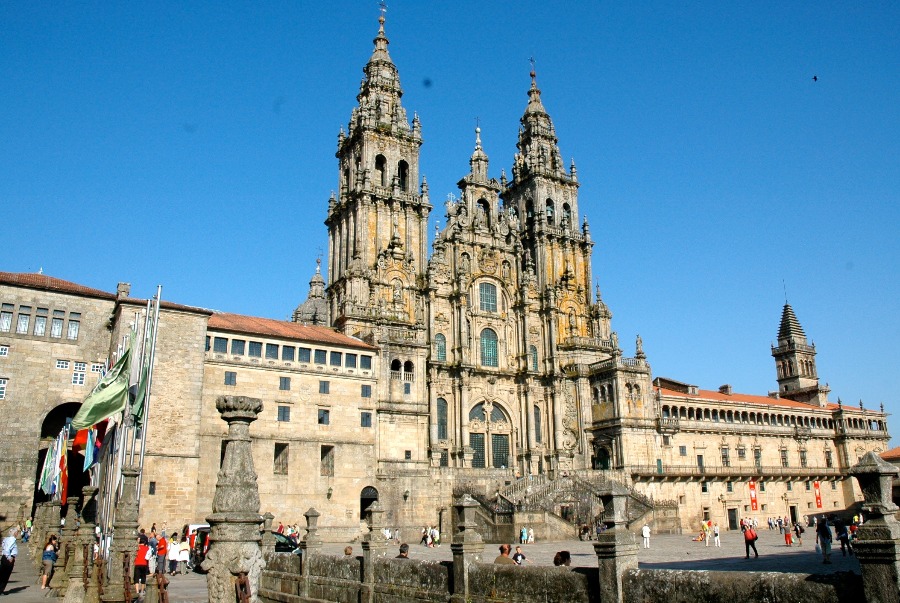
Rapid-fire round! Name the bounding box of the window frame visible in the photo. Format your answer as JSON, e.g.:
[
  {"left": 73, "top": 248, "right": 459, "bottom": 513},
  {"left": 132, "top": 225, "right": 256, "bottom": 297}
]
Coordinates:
[
  {"left": 224, "top": 371, "right": 237, "bottom": 386},
  {"left": 479, "top": 282, "right": 498, "bottom": 313}
]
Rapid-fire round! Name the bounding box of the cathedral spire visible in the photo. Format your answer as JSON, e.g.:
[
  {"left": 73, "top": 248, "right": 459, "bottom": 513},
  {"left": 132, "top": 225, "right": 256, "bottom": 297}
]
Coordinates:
[
  {"left": 777, "top": 302, "right": 806, "bottom": 342},
  {"left": 772, "top": 302, "right": 827, "bottom": 405},
  {"left": 469, "top": 125, "right": 489, "bottom": 181}
]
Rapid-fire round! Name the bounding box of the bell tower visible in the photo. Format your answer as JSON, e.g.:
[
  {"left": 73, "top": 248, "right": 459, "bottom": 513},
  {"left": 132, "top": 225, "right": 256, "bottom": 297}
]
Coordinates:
[{"left": 772, "top": 302, "right": 829, "bottom": 406}]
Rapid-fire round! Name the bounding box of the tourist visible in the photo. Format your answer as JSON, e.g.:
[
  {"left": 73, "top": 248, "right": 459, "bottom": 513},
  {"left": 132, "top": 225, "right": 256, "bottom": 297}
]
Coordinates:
[
  {"left": 704, "top": 521, "right": 711, "bottom": 547},
  {"left": 784, "top": 525, "right": 793, "bottom": 547},
  {"left": 742, "top": 524, "right": 759, "bottom": 559},
  {"left": 156, "top": 532, "right": 168, "bottom": 574},
  {"left": 520, "top": 526, "right": 528, "bottom": 545},
  {"left": 793, "top": 522, "right": 804, "bottom": 546},
  {"left": 527, "top": 527, "right": 534, "bottom": 544},
  {"left": 641, "top": 523, "right": 651, "bottom": 549},
  {"left": 396, "top": 543, "right": 410, "bottom": 559},
  {"left": 835, "top": 519, "right": 853, "bottom": 557},
  {"left": 0, "top": 528, "right": 18, "bottom": 595},
  {"left": 512, "top": 546, "right": 531, "bottom": 565},
  {"left": 816, "top": 515, "right": 833, "bottom": 564},
  {"left": 420, "top": 527, "right": 428, "bottom": 546},
  {"left": 344, "top": 546, "right": 353, "bottom": 557},
  {"left": 178, "top": 536, "right": 191, "bottom": 574},
  {"left": 148, "top": 530, "right": 159, "bottom": 573},
  {"left": 134, "top": 536, "right": 151, "bottom": 598},
  {"left": 40, "top": 534, "right": 59, "bottom": 589},
  {"left": 494, "top": 544, "right": 516, "bottom": 565},
  {"left": 23, "top": 517, "right": 32, "bottom": 543},
  {"left": 552, "top": 551, "right": 571, "bottom": 567},
  {"left": 713, "top": 523, "right": 721, "bottom": 547}
]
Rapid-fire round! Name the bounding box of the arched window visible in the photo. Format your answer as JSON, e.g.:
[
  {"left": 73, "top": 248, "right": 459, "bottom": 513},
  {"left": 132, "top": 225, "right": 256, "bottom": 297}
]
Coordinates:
[
  {"left": 528, "top": 345, "right": 538, "bottom": 371},
  {"left": 403, "top": 360, "right": 414, "bottom": 380},
  {"left": 546, "top": 199, "right": 555, "bottom": 225},
  {"left": 375, "top": 155, "right": 387, "bottom": 187},
  {"left": 398, "top": 160, "right": 409, "bottom": 191},
  {"left": 390, "top": 359, "right": 401, "bottom": 371},
  {"left": 562, "top": 203, "right": 571, "bottom": 225},
  {"left": 437, "top": 398, "right": 448, "bottom": 440},
  {"left": 525, "top": 199, "right": 534, "bottom": 220},
  {"left": 533, "top": 405, "right": 542, "bottom": 443},
  {"left": 480, "top": 328, "right": 498, "bottom": 367},
  {"left": 479, "top": 282, "right": 497, "bottom": 312},
  {"left": 435, "top": 334, "right": 447, "bottom": 361},
  {"left": 360, "top": 486, "right": 379, "bottom": 520}
]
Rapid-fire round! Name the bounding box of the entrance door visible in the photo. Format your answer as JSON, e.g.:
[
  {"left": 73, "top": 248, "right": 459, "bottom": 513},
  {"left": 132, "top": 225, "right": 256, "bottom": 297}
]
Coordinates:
[
  {"left": 697, "top": 454, "right": 705, "bottom": 472},
  {"left": 789, "top": 505, "right": 798, "bottom": 525},
  {"left": 360, "top": 486, "right": 378, "bottom": 521},
  {"left": 727, "top": 508, "right": 738, "bottom": 530}
]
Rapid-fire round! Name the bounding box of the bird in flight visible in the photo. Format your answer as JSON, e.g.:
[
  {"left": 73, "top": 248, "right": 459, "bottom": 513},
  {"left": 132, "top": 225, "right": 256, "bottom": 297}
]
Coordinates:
[{"left": 812, "top": 75, "right": 818, "bottom": 82}]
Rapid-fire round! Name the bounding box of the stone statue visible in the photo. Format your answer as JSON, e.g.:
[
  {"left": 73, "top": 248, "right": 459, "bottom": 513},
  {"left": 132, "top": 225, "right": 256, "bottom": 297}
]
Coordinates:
[{"left": 636, "top": 334, "right": 643, "bottom": 356}]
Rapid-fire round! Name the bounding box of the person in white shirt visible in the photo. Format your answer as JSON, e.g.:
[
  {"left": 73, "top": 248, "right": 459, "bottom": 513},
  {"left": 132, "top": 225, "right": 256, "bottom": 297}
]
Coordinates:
[
  {"left": 713, "top": 523, "right": 721, "bottom": 547},
  {"left": 641, "top": 523, "right": 651, "bottom": 549}
]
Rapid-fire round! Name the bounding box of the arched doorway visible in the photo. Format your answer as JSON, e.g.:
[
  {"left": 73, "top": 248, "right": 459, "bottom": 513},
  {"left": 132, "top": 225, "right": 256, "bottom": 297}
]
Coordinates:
[
  {"left": 33, "top": 402, "right": 92, "bottom": 512},
  {"left": 593, "top": 447, "right": 611, "bottom": 470},
  {"left": 360, "top": 486, "right": 378, "bottom": 520},
  {"left": 467, "top": 402, "right": 512, "bottom": 469}
]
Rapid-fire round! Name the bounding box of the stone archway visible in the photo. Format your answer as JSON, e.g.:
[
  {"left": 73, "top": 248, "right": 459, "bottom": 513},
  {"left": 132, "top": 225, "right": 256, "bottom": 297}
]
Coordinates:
[
  {"left": 360, "top": 486, "right": 378, "bottom": 520},
  {"left": 32, "top": 402, "right": 91, "bottom": 512}
]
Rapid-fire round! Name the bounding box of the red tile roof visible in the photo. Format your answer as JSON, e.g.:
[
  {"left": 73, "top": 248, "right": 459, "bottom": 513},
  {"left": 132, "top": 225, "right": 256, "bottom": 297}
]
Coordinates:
[
  {"left": 658, "top": 386, "right": 843, "bottom": 412},
  {"left": 0, "top": 271, "right": 116, "bottom": 300},
  {"left": 208, "top": 312, "right": 377, "bottom": 350},
  {"left": 881, "top": 446, "right": 900, "bottom": 462}
]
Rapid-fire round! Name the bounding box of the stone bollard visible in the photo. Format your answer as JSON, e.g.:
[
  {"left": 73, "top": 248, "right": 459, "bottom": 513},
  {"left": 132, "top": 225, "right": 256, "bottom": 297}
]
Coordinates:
[
  {"left": 360, "top": 501, "right": 389, "bottom": 603},
  {"left": 201, "top": 395, "right": 265, "bottom": 603},
  {"left": 64, "top": 486, "right": 99, "bottom": 603},
  {"left": 261, "top": 512, "right": 276, "bottom": 556},
  {"left": 298, "top": 508, "right": 322, "bottom": 599},
  {"left": 593, "top": 486, "right": 638, "bottom": 603},
  {"left": 450, "top": 495, "right": 484, "bottom": 603},
  {"left": 102, "top": 465, "right": 141, "bottom": 603},
  {"left": 849, "top": 452, "right": 900, "bottom": 603}
]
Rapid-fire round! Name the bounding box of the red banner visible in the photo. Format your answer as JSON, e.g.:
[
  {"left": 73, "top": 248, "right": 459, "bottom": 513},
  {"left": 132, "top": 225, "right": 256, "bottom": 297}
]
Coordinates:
[
  {"left": 749, "top": 481, "right": 758, "bottom": 511},
  {"left": 814, "top": 481, "right": 822, "bottom": 508}
]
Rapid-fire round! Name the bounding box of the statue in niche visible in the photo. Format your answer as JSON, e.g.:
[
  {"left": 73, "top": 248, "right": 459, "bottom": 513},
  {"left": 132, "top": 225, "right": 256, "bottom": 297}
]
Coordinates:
[
  {"left": 459, "top": 254, "right": 470, "bottom": 274},
  {"left": 393, "top": 281, "right": 402, "bottom": 303},
  {"left": 568, "top": 311, "right": 576, "bottom": 335},
  {"left": 502, "top": 262, "right": 510, "bottom": 281}
]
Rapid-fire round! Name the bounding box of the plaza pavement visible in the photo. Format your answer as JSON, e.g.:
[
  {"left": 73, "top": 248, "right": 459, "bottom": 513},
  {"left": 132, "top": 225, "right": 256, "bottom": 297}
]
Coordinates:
[{"left": 0, "top": 529, "right": 859, "bottom": 601}]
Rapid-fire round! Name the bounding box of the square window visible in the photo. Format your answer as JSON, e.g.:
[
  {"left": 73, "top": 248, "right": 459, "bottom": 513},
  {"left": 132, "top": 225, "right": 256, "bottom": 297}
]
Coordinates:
[
  {"left": 277, "top": 406, "right": 291, "bottom": 422},
  {"left": 91, "top": 363, "right": 104, "bottom": 373},
  {"left": 361, "top": 384, "right": 372, "bottom": 398},
  {"left": 282, "top": 346, "right": 295, "bottom": 361},
  {"left": 72, "top": 371, "right": 85, "bottom": 386},
  {"left": 404, "top": 450, "right": 412, "bottom": 460},
  {"left": 318, "top": 408, "right": 330, "bottom": 425},
  {"left": 56, "top": 360, "right": 70, "bottom": 370},
  {"left": 320, "top": 445, "right": 334, "bottom": 476},
  {"left": 274, "top": 443, "right": 289, "bottom": 475},
  {"left": 330, "top": 351, "right": 342, "bottom": 366},
  {"left": 361, "top": 411, "right": 372, "bottom": 427},
  {"left": 0, "top": 378, "right": 7, "bottom": 399},
  {"left": 279, "top": 376, "right": 290, "bottom": 391},
  {"left": 345, "top": 353, "right": 357, "bottom": 368},
  {"left": 404, "top": 382, "right": 411, "bottom": 395},
  {"left": 265, "top": 343, "right": 279, "bottom": 359},
  {"left": 213, "top": 337, "right": 228, "bottom": 353},
  {"left": 314, "top": 349, "right": 327, "bottom": 364},
  {"left": 231, "top": 339, "right": 245, "bottom": 355},
  {"left": 0, "top": 345, "right": 8, "bottom": 357},
  {"left": 360, "top": 355, "right": 372, "bottom": 370},
  {"left": 679, "top": 445, "right": 687, "bottom": 456},
  {"left": 319, "top": 381, "right": 330, "bottom": 394},
  {"left": 298, "top": 347, "right": 311, "bottom": 363},
  {"left": 248, "top": 341, "right": 262, "bottom": 357},
  {"left": 225, "top": 371, "right": 237, "bottom": 386},
  {"left": 74, "top": 362, "right": 86, "bottom": 372}
]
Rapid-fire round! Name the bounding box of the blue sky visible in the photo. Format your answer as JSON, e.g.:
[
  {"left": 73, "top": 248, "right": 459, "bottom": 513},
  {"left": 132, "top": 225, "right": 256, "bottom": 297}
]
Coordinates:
[{"left": 3, "top": 2, "right": 898, "bottom": 441}]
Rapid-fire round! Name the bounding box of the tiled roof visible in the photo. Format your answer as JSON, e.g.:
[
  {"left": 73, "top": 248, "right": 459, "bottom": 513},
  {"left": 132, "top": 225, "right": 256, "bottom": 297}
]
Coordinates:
[
  {"left": 208, "top": 312, "right": 377, "bottom": 350},
  {"left": 881, "top": 446, "right": 900, "bottom": 462},
  {"left": 778, "top": 303, "right": 806, "bottom": 341},
  {"left": 0, "top": 271, "right": 116, "bottom": 300},
  {"left": 658, "top": 386, "right": 843, "bottom": 412}
]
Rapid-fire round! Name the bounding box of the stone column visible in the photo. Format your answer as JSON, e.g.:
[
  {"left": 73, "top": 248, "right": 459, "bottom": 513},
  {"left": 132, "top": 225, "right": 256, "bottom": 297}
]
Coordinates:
[
  {"left": 593, "top": 487, "right": 637, "bottom": 603},
  {"left": 31, "top": 502, "right": 50, "bottom": 569},
  {"left": 360, "top": 502, "right": 388, "bottom": 603},
  {"left": 261, "top": 513, "right": 276, "bottom": 556},
  {"left": 450, "top": 495, "right": 484, "bottom": 603},
  {"left": 849, "top": 452, "right": 900, "bottom": 603},
  {"left": 102, "top": 465, "right": 140, "bottom": 603},
  {"left": 201, "top": 395, "right": 265, "bottom": 603},
  {"left": 53, "top": 499, "right": 80, "bottom": 594},
  {"left": 64, "top": 486, "right": 99, "bottom": 603},
  {"left": 297, "top": 508, "right": 322, "bottom": 599}
]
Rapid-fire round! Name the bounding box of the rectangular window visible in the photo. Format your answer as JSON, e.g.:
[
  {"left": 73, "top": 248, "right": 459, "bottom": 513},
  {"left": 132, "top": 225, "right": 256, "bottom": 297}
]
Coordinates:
[
  {"left": 274, "top": 443, "right": 289, "bottom": 475},
  {"left": 701, "top": 482, "right": 708, "bottom": 493},
  {"left": 405, "top": 450, "right": 412, "bottom": 460},
  {"left": 248, "top": 341, "right": 262, "bottom": 357},
  {"left": 0, "top": 378, "right": 7, "bottom": 399},
  {"left": 213, "top": 337, "right": 228, "bottom": 353},
  {"left": 265, "top": 343, "right": 279, "bottom": 359},
  {"left": 74, "top": 362, "right": 86, "bottom": 372},
  {"left": 805, "top": 480, "right": 811, "bottom": 491},
  {"left": 754, "top": 448, "right": 762, "bottom": 467},
  {"left": 780, "top": 450, "right": 789, "bottom": 468},
  {"left": 787, "top": 481, "right": 793, "bottom": 491},
  {"left": 318, "top": 408, "right": 330, "bottom": 425},
  {"left": 831, "top": 481, "right": 837, "bottom": 490},
  {"left": 0, "top": 304, "right": 13, "bottom": 332},
  {"left": 50, "top": 310, "right": 64, "bottom": 338},
  {"left": 66, "top": 313, "right": 80, "bottom": 340},
  {"left": 225, "top": 371, "right": 237, "bottom": 386},
  {"left": 721, "top": 447, "right": 730, "bottom": 467},
  {"left": 148, "top": 481, "right": 156, "bottom": 495},
  {"left": 320, "top": 445, "right": 334, "bottom": 476},
  {"left": 726, "top": 482, "right": 733, "bottom": 493},
  {"left": 470, "top": 433, "right": 485, "bottom": 468},
  {"left": 330, "top": 351, "right": 342, "bottom": 366},
  {"left": 277, "top": 405, "right": 291, "bottom": 422},
  {"left": 314, "top": 349, "right": 327, "bottom": 364},
  {"left": 361, "top": 384, "right": 372, "bottom": 398},
  {"left": 282, "top": 346, "right": 295, "bottom": 361},
  {"left": 345, "top": 353, "right": 357, "bottom": 368},
  {"left": 0, "top": 345, "right": 8, "bottom": 357},
  {"left": 33, "top": 315, "right": 47, "bottom": 336},
  {"left": 800, "top": 450, "right": 808, "bottom": 468},
  {"left": 16, "top": 306, "right": 31, "bottom": 334},
  {"left": 72, "top": 371, "right": 85, "bottom": 386},
  {"left": 360, "top": 411, "right": 372, "bottom": 427},
  {"left": 825, "top": 450, "right": 833, "bottom": 468},
  {"left": 319, "top": 381, "right": 330, "bottom": 394},
  {"left": 279, "top": 376, "right": 291, "bottom": 391},
  {"left": 360, "top": 355, "right": 372, "bottom": 370},
  {"left": 737, "top": 447, "right": 746, "bottom": 460},
  {"left": 440, "top": 450, "right": 448, "bottom": 467},
  {"left": 662, "top": 435, "right": 670, "bottom": 446},
  {"left": 206, "top": 336, "right": 210, "bottom": 351},
  {"left": 91, "top": 363, "right": 104, "bottom": 373},
  {"left": 679, "top": 445, "right": 687, "bottom": 457},
  {"left": 479, "top": 282, "right": 497, "bottom": 312},
  {"left": 231, "top": 339, "right": 245, "bottom": 355},
  {"left": 56, "top": 360, "right": 70, "bottom": 370},
  {"left": 404, "top": 382, "right": 411, "bottom": 395},
  {"left": 491, "top": 433, "right": 509, "bottom": 468},
  {"left": 298, "top": 347, "right": 311, "bottom": 362},
  {"left": 759, "top": 481, "right": 765, "bottom": 492}
]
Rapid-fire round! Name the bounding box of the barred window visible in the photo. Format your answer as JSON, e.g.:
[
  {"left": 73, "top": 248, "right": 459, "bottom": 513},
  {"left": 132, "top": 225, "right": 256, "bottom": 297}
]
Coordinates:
[
  {"left": 479, "top": 282, "right": 497, "bottom": 312},
  {"left": 480, "top": 328, "right": 498, "bottom": 367}
]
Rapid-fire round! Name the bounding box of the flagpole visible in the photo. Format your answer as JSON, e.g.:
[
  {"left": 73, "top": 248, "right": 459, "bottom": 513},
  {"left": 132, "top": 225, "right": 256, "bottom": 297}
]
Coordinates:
[
  {"left": 135, "top": 286, "right": 161, "bottom": 501},
  {"left": 129, "top": 308, "right": 150, "bottom": 464}
]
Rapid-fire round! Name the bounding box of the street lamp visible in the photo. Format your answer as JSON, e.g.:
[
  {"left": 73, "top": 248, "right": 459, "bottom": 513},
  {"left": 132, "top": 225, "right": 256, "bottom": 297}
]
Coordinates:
[{"left": 717, "top": 494, "right": 727, "bottom": 529}]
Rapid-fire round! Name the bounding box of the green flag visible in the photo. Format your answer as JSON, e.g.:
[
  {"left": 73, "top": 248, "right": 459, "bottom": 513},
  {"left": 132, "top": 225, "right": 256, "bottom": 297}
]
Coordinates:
[
  {"left": 130, "top": 363, "right": 149, "bottom": 427},
  {"left": 71, "top": 339, "right": 133, "bottom": 430}
]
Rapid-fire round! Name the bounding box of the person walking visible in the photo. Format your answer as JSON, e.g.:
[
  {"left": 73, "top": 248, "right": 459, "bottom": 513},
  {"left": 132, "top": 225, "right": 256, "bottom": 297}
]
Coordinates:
[
  {"left": 177, "top": 537, "right": 190, "bottom": 574},
  {"left": 793, "top": 522, "right": 804, "bottom": 546},
  {"left": 527, "top": 527, "right": 534, "bottom": 544},
  {"left": 743, "top": 524, "right": 759, "bottom": 559},
  {"left": 713, "top": 523, "right": 721, "bottom": 547},
  {"left": 134, "top": 536, "right": 151, "bottom": 599},
  {"left": 156, "top": 533, "right": 168, "bottom": 574},
  {"left": 641, "top": 523, "right": 651, "bottom": 549},
  {"left": 0, "top": 528, "right": 18, "bottom": 595},
  {"left": 816, "top": 515, "right": 834, "bottom": 564},
  {"left": 41, "top": 534, "right": 59, "bottom": 589},
  {"left": 835, "top": 519, "right": 854, "bottom": 557}
]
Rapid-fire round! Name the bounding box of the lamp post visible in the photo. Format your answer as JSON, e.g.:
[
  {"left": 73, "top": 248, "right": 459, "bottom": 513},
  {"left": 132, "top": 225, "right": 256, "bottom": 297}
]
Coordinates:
[{"left": 717, "top": 494, "right": 727, "bottom": 529}]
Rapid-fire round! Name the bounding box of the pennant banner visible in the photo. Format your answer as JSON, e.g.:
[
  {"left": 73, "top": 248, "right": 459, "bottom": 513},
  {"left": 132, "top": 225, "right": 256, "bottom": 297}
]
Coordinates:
[
  {"left": 814, "top": 481, "right": 822, "bottom": 508},
  {"left": 748, "top": 481, "right": 758, "bottom": 511}
]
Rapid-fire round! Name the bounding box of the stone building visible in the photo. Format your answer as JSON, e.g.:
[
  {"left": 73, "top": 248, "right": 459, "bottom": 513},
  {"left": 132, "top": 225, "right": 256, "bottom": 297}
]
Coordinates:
[{"left": 0, "top": 15, "right": 891, "bottom": 535}]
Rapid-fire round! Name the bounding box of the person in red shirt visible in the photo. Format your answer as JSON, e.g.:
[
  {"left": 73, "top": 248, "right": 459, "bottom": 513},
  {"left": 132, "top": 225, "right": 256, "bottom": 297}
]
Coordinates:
[
  {"left": 134, "top": 537, "right": 150, "bottom": 598},
  {"left": 156, "top": 535, "right": 168, "bottom": 574}
]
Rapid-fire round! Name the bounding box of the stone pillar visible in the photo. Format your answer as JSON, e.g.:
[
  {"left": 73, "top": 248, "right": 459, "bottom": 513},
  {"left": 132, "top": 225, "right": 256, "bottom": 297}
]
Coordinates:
[
  {"left": 297, "top": 508, "right": 322, "bottom": 599},
  {"left": 849, "top": 452, "right": 900, "bottom": 603},
  {"left": 102, "top": 465, "right": 140, "bottom": 603},
  {"left": 53, "top": 498, "right": 80, "bottom": 594},
  {"left": 360, "top": 502, "right": 388, "bottom": 603},
  {"left": 31, "top": 502, "right": 50, "bottom": 569},
  {"left": 201, "top": 396, "right": 265, "bottom": 603},
  {"left": 261, "top": 512, "right": 276, "bottom": 555},
  {"left": 593, "top": 487, "right": 637, "bottom": 603},
  {"left": 64, "top": 486, "right": 99, "bottom": 603},
  {"left": 450, "top": 495, "right": 484, "bottom": 603}
]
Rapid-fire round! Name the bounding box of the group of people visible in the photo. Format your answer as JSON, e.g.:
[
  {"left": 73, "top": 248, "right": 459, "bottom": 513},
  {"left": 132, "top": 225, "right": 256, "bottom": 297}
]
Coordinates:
[
  {"left": 518, "top": 526, "right": 535, "bottom": 544},
  {"left": 691, "top": 521, "right": 722, "bottom": 547},
  {"left": 131, "top": 525, "right": 194, "bottom": 599},
  {"left": 814, "top": 514, "right": 860, "bottom": 564},
  {"left": 419, "top": 526, "right": 441, "bottom": 547}
]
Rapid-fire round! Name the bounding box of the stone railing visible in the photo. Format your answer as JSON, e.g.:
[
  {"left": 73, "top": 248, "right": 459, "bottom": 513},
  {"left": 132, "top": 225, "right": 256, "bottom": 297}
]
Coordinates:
[{"left": 630, "top": 464, "right": 845, "bottom": 479}]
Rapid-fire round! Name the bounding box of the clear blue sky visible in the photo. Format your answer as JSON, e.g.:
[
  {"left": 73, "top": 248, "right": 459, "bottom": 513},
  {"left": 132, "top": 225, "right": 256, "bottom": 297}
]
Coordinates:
[{"left": 3, "top": 2, "right": 898, "bottom": 441}]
